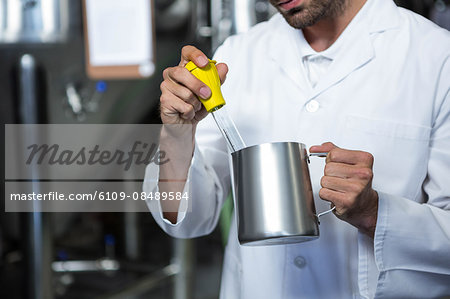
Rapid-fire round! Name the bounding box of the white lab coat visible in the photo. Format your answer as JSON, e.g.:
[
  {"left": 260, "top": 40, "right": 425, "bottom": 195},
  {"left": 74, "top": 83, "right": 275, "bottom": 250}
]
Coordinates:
[{"left": 144, "top": 0, "right": 450, "bottom": 298}]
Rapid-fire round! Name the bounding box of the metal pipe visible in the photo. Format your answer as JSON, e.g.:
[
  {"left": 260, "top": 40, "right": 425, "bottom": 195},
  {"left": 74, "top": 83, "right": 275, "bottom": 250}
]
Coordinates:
[
  {"left": 94, "top": 264, "right": 179, "bottom": 299},
  {"left": 18, "top": 54, "right": 53, "bottom": 299},
  {"left": 233, "top": 0, "right": 256, "bottom": 33},
  {"left": 52, "top": 259, "right": 120, "bottom": 273},
  {"left": 124, "top": 212, "right": 140, "bottom": 261},
  {"left": 209, "top": 0, "right": 260, "bottom": 51},
  {"left": 19, "top": 54, "right": 39, "bottom": 123},
  {"left": 173, "top": 238, "right": 194, "bottom": 299}
]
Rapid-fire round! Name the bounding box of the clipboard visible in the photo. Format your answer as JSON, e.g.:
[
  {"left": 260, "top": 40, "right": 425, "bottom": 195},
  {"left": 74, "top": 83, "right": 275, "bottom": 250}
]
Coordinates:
[{"left": 82, "top": 0, "right": 156, "bottom": 80}]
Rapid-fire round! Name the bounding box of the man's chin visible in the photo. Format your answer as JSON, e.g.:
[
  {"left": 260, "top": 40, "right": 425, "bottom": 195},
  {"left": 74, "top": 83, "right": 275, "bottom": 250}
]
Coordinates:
[
  {"left": 275, "top": 0, "right": 342, "bottom": 29},
  {"left": 281, "top": 12, "right": 316, "bottom": 29}
]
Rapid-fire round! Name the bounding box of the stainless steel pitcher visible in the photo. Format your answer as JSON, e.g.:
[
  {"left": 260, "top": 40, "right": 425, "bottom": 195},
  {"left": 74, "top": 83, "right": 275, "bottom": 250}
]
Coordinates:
[{"left": 231, "top": 142, "right": 334, "bottom": 246}]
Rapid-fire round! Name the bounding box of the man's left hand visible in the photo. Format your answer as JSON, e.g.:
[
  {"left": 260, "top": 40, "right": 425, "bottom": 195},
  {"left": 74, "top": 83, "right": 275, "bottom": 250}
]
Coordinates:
[{"left": 310, "top": 142, "right": 379, "bottom": 238}]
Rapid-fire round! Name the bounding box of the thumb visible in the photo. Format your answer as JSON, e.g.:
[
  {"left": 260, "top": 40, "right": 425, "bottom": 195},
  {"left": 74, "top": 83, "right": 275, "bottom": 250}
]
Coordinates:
[
  {"left": 216, "top": 63, "right": 229, "bottom": 85},
  {"left": 309, "top": 142, "right": 338, "bottom": 153}
]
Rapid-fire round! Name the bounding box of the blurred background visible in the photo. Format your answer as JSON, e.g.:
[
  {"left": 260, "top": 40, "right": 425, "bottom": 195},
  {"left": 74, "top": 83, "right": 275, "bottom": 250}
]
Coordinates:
[{"left": 0, "top": 0, "right": 448, "bottom": 298}]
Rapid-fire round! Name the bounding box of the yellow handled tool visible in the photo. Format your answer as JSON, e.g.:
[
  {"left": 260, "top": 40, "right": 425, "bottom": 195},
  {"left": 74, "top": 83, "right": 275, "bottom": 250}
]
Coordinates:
[{"left": 185, "top": 60, "right": 226, "bottom": 112}]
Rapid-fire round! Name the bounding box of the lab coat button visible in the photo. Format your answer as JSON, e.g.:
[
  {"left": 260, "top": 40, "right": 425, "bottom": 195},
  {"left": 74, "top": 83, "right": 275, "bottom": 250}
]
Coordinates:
[
  {"left": 305, "top": 100, "right": 320, "bottom": 112},
  {"left": 294, "top": 256, "right": 307, "bottom": 269}
]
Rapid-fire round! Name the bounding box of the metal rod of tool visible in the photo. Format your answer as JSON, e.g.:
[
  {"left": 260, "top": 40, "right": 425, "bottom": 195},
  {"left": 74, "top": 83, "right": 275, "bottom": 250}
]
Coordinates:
[{"left": 211, "top": 106, "right": 246, "bottom": 152}]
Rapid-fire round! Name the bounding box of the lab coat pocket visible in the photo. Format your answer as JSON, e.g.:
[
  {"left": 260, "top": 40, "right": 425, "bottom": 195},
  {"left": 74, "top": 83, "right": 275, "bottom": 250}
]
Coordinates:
[{"left": 339, "top": 115, "right": 431, "bottom": 199}]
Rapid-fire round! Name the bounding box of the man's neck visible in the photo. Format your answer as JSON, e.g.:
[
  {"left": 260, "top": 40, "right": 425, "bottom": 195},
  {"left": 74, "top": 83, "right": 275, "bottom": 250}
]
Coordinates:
[{"left": 303, "top": 0, "right": 367, "bottom": 52}]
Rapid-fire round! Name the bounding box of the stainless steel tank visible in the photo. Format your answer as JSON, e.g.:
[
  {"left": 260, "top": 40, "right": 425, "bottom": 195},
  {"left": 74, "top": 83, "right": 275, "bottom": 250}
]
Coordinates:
[{"left": 0, "top": 0, "right": 69, "bottom": 43}]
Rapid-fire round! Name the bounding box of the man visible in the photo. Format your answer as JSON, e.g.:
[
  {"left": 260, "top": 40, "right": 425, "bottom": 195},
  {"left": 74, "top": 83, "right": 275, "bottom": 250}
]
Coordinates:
[{"left": 145, "top": 0, "right": 450, "bottom": 297}]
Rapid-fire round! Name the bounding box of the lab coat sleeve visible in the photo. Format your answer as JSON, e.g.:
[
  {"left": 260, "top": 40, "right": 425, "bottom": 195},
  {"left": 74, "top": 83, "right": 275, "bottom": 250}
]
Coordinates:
[
  {"left": 144, "top": 44, "right": 232, "bottom": 239},
  {"left": 373, "top": 57, "right": 450, "bottom": 297},
  {"left": 144, "top": 134, "right": 229, "bottom": 238}
]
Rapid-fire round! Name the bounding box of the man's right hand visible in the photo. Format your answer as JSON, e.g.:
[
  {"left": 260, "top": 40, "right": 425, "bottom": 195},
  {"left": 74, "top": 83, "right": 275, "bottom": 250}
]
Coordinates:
[
  {"left": 160, "top": 45, "right": 228, "bottom": 128},
  {"left": 158, "top": 46, "right": 228, "bottom": 224}
]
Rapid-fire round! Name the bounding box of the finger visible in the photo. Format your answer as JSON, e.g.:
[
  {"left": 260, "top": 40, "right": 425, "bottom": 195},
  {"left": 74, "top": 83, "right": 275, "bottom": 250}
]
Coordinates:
[
  {"left": 180, "top": 45, "right": 209, "bottom": 68},
  {"left": 320, "top": 176, "right": 361, "bottom": 193},
  {"left": 194, "top": 106, "right": 208, "bottom": 122},
  {"left": 165, "top": 66, "right": 212, "bottom": 99},
  {"left": 160, "top": 92, "right": 196, "bottom": 121},
  {"left": 325, "top": 162, "right": 374, "bottom": 181},
  {"left": 216, "top": 63, "right": 229, "bottom": 85},
  {"left": 324, "top": 162, "right": 355, "bottom": 178},
  {"left": 160, "top": 80, "right": 203, "bottom": 112},
  {"left": 318, "top": 188, "right": 347, "bottom": 209},
  {"left": 327, "top": 148, "right": 374, "bottom": 167},
  {"left": 310, "top": 142, "right": 338, "bottom": 153}
]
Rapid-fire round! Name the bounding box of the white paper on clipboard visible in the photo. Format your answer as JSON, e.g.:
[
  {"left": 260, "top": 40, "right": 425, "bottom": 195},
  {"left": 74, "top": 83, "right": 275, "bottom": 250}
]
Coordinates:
[{"left": 85, "top": 0, "right": 154, "bottom": 76}]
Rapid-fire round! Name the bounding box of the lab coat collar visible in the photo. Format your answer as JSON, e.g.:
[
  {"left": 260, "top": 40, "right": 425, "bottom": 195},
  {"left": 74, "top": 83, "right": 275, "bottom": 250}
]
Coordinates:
[
  {"left": 365, "top": 0, "right": 401, "bottom": 33},
  {"left": 268, "top": 0, "right": 400, "bottom": 99}
]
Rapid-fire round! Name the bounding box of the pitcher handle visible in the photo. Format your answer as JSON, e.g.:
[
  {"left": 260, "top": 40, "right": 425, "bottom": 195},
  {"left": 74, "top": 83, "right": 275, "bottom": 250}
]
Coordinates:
[
  {"left": 316, "top": 206, "right": 336, "bottom": 219},
  {"left": 309, "top": 152, "right": 336, "bottom": 224}
]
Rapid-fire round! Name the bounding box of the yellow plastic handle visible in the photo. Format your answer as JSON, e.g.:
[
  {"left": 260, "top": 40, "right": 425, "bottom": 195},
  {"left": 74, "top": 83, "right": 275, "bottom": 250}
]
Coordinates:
[{"left": 185, "top": 60, "right": 226, "bottom": 112}]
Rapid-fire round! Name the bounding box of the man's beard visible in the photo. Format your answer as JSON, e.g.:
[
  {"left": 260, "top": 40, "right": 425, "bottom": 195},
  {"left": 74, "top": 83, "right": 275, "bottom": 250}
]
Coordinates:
[{"left": 271, "top": 0, "right": 348, "bottom": 29}]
